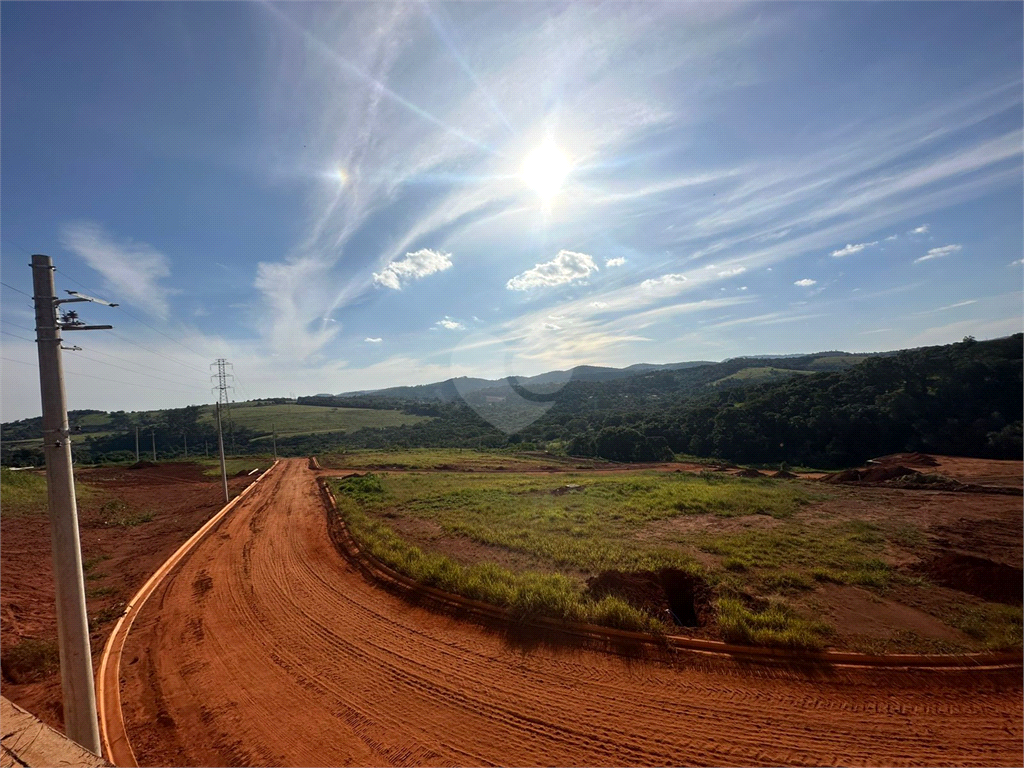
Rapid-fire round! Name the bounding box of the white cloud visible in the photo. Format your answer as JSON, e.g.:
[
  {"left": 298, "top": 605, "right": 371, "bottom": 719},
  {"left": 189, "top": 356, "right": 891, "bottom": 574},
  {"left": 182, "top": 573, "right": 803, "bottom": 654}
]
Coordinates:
[
  {"left": 739, "top": 286, "right": 748, "bottom": 291},
  {"left": 435, "top": 317, "right": 465, "bottom": 330},
  {"left": 542, "top": 322, "right": 562, "bottom": 331},
  {"left": 909, "top": 224, "right": 930, "bottom": 235},
  {"left": 794, "top": 278, "right": 817, "bottom": 287},
  {"left": 590, "top": 301, "right": 609, "bottom": 309},
  {"left": 364, "top": 337, "right": 383, "bottom": 343},
  {"left": 506, "top": 250, "right": 598, "bottom": 290},
  {"left": 914, "top": 244, "right": 962, "bottom": 263},
  {"left": 1010, "top": 259, "right": 1023, "bottom": 267},
  {"left": 59, "top": 222, "right": 173, "bottom": 318},
  {"left": 640, "top": 273, "right": 687, "bottom": 289},
  {"left": 885, "top": 234, "right": 899, "bottom": 241},
  {"left": 830, "top": 241, "right": 878, "bottom": 258},
  {"left": 373, "top": 248, "right": 453, "bottom": 290},
  {"left": 605, "top": 257, "right": 627, "bottom": 267},
  {"left": 717, "top": 266, "right": 746, "bottom": 277}
]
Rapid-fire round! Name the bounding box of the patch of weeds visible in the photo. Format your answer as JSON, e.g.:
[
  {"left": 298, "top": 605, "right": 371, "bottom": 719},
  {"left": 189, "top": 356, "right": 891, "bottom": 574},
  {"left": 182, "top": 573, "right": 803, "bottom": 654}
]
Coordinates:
[
  {"left": 846, "top": 630, "right": 969, "bottom": 656},
  {"left": 331, "top": 489, "right": 661, "bottom": 634},
  {"left": 717, "top": 597, "right": 833, "bottom": 651},
  {"left": 760, "top": 571, "right": 815, "bottom": 593},
  {"left": 88, "top": 604, "right": 124, "bottom": 631},
  {"left": 944, "top": 602, "right": 1023, "bottom": 651},
  {"left": 82, "top": 554, "right": 110, "bottom": 573},
  {"left": 101, "top": 500, "right": 154, "bottom": 527},
  {"left": 723, "top": 557, "right": 749, "bottom": 572},
  {"left": 86, "top": 585, "right": 117, "bottom": 598},
  {"left": 0, "top": 637, "right": 60, "bottom": 683},
  {"left": 888, "top": 523, "right": 926, "bottom": 549}
]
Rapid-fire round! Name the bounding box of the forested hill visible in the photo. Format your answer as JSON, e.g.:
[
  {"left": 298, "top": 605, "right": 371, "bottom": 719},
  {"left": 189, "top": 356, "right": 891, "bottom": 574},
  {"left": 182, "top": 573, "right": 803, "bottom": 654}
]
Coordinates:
[{"left": 300, "top": 334, "right": 1021, "bottom": 468}]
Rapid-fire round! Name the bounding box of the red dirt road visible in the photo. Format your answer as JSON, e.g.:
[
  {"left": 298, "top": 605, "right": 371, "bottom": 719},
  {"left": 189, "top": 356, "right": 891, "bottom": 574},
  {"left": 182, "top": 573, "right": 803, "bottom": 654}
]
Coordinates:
[{"left": 120, "top": 459, "right": 1023, "bottom": 767}]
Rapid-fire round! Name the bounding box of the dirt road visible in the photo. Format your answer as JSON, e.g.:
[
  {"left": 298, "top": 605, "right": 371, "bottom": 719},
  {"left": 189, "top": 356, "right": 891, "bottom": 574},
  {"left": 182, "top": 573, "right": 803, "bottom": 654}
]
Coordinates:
[{"left": 120, "top": 458, "right": 1023, "bottom": 767}]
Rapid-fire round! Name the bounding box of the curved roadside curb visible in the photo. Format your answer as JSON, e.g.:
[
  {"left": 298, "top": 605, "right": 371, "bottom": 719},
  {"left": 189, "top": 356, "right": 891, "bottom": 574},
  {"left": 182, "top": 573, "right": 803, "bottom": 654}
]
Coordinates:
[
  {"left": 317, "top": 477, "right": 1022, "bottom": 672},
  {"left": 96, "top": 461, "right": 281, "bottom": 767}
]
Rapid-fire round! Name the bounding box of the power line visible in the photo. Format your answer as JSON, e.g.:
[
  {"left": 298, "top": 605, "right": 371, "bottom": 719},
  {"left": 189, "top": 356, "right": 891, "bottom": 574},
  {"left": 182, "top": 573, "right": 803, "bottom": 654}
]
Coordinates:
[
  {"left": 69, "top": 349, "right": 208, "bottom": 390},
  {"left": 1, "top": 354, "right": 199, "bottom": 395},
  {"left": 55, "top": 267, "right": 212, "bottom": 360},
  {"left": 1, "top": 280, "right": 32, "bottom": 297},
  {"left": 1, "top": 330, "right": 36, "bottom": 343},
  {"left": 73, "top": 345, "right": 208, "bottom": 386},
  {"left": 104, "top": 330, "right": 210, "bottom": 375}
]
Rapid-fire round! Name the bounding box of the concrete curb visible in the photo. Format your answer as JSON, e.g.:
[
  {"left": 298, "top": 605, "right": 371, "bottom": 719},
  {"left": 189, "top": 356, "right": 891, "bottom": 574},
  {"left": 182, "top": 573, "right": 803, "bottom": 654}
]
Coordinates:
[
  {"left": 95, "top": 462, "right": 281, "bottom": 767},
  {"left": 318, "top": 477, "right": 1023, "bottom": 671}
]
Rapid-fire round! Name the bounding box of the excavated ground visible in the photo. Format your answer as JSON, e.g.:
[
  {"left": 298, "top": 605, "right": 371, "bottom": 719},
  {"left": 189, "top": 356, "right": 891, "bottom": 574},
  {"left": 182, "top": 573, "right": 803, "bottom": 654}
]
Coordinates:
[{"left": 118, "top": 459, "right": 1023, "bottom": 767}]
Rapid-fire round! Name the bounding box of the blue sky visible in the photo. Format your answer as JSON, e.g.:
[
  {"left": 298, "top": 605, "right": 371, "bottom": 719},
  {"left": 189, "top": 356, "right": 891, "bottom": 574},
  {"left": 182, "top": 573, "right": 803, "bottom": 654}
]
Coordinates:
[{"left": 2, "top": 1, "right": 1021, "bottom": 421}]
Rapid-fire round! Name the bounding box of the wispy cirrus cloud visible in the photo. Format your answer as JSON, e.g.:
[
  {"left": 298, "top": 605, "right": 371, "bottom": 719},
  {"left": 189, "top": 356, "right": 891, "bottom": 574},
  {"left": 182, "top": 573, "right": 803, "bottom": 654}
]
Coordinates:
[
  {"left": 373, "top": 249, "right": 453, "bottom": 290},
  {"left": 59, "top": 222, "right": 173, "bottom": 318},
  {"left": 915, "top": 244, "right": 962, "bottom": 263},
  {"left": 909, "top": 224, "right": 930, "bottom": 235},
  {"left": 717, "top": 266, "right": 746, "bottom": 277},
  {"left": 506, "top": 250, "right": 598, "bottom": 290}
]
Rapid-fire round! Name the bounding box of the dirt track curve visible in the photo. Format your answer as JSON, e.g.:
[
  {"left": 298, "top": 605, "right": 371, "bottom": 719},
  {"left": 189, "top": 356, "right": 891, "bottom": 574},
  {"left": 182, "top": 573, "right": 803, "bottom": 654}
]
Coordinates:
[{"left": 120, "top": 458, "right": 1023, "bottom": 767}]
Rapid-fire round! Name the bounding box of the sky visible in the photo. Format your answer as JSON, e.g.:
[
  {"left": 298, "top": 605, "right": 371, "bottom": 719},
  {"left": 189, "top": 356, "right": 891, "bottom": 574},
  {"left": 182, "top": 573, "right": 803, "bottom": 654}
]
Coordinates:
[{"left": 2, "top": 1, "right": 1022, "bottom": 422}]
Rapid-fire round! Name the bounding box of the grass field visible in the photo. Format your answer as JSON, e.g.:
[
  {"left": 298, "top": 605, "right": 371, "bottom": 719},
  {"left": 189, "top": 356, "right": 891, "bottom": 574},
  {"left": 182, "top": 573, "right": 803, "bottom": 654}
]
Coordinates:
[
  {"left": 320, "top": 448, "right": 603, "bottom": 471},
  {"left": 330, "top": 467, "right": 1022, "bottom": 652},
  {"left": 0, "top": 467, "right": 99, "bottom": 517},
  {"left": 195, "top": 456, "right": 275, "bottom": 477},
  {"left": 204, "top": 403, "right": 431, "bottom": 437}
]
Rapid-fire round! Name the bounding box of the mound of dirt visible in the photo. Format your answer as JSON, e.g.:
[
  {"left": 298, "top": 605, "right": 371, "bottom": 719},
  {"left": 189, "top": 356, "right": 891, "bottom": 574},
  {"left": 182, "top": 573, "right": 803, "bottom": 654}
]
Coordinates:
[
  {"left": 914, "top": 554, "right": 1023, "bottom": 605},
  {"left": 551, "top": 484, "right": 583, "bottom": 496},
  {"left": 128, "top": 460, "right": 158, "bottom": 470},
  {"left": 873, "top": 452, "right": 939, "bottom": 467},
  {"left": 734, "top": 469, "right": 764, "bottom": 478},
  {"left": 822, "top": 465, "right": 918, "bottom": 484},
  {"left": 586, "top": 569, "right": 713, "bottom": 627},
  {"left": 771, "top": 470, "right": 798, "bottom": 479}
]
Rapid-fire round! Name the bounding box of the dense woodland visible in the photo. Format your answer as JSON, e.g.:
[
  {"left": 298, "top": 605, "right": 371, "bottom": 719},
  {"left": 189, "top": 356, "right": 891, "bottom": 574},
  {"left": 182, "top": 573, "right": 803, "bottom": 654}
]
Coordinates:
[{"left": 2, "top": 335, "right": 1020, "bottom": 468}]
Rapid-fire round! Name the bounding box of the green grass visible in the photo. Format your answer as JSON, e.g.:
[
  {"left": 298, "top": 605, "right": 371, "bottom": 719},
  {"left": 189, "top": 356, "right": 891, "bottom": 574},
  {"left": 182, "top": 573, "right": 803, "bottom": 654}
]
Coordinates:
[
  {"left": 693, "top": 521, "right": 893, "bottom": 590},
  {"left": 320, "top": 448, "right": 595, "bottom": 471},
  {"left": 716, "top": 597, "right": 833, "bottom": 651},
  {"left": 0, "top": 638, "right": 60, "bottom": 683},
  {"left": 332, "top": 483, "right": 660, "bottom": 633},
  {"left": 196, "top": 457, "right": 274, "bottom": 477},
  {"left": 711, "top": 367, "right": 813, "bottom": 385},
  {"left": 334, "top": 471, "right": 813, "bottom": 574},
  {"left": 201, "top": 403, "right": 430, "bottom": 436},
  {"left": 943, "top": 602, "right": 1023, "bottom": 651},
  {"left": 0, "top": 467, "right": 97, "bottom": 516}
]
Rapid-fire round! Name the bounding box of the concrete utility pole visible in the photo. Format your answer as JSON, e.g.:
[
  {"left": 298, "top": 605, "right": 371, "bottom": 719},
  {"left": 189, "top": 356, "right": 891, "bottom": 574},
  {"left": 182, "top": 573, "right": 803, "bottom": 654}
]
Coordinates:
[
  {"left": 134, "top": 427, "right": 139, "bottom": 462},
  {"left": 272, "top": 422, "right": 278, "bottom": 460},
  {"left": 151, "top": 430, "right": 157, "bottom": 462},
  {"left": 31, "top": 254, "right": 114, "bottom": 756},
  {"left": 183, "top": 433, "right": 188, "bottom": 459}
]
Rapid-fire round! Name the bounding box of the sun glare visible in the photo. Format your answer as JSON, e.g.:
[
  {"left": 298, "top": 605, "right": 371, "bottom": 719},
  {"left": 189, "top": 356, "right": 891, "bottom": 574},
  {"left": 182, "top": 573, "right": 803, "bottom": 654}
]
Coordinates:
[{"left": 520, "top": 140, "right": 571, "bottom": 201}]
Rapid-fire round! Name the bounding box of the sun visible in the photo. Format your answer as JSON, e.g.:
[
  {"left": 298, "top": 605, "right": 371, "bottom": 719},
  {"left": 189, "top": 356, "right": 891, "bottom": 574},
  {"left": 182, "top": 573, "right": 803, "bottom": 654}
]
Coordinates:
[{"left": 520, "top": 140, "right": 571, "bottom": 201}]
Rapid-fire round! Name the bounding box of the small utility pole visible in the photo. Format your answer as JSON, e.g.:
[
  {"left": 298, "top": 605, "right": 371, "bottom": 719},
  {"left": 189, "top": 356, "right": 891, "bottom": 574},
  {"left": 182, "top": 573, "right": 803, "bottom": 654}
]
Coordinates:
[
  {"left": 215, "top": 402, "right": 229, "bottom": 503},
  {"left": 151, "top": 430, "right": 157, "bottom": 462},
  {"left": 183, "top": 433, "right": 188, "bottom": 459},
  {"left": 31, "top": 254, "right": 114, "bottom": 756},
  {"left": 134, "top": 427, "right": 140, "bottom": 462},
  {"left": 272, "top": 422, "right": 278, "bottom": 460}
]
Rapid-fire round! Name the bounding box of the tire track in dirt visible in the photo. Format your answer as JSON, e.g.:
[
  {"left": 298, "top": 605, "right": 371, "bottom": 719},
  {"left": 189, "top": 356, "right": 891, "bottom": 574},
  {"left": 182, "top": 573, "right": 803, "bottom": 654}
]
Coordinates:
[{"left": 119, "top": 459, "right": 1023, "bottom": 767}]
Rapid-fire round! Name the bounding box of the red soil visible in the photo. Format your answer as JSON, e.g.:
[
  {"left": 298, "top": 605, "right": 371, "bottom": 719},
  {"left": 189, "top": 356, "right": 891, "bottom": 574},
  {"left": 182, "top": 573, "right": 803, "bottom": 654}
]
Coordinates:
[
  {"left": 117, "top": 459, "right": 1022, "bottom": 767},
  {"left": 0, "top": 462, "right": 257, "bottom": 731}
]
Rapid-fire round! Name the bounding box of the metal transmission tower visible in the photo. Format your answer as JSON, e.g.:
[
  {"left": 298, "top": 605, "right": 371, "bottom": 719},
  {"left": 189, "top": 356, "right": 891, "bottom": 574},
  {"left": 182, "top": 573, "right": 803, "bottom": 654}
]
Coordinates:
[
  {"left": 31, "top": 254, "right": 117, "bottom": 757},
  {"left": 210, "top": 359, "right": 234, "bottom": 502}
]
